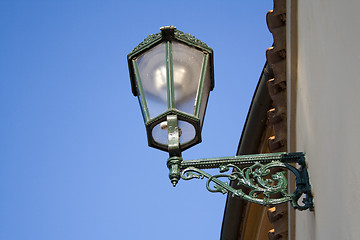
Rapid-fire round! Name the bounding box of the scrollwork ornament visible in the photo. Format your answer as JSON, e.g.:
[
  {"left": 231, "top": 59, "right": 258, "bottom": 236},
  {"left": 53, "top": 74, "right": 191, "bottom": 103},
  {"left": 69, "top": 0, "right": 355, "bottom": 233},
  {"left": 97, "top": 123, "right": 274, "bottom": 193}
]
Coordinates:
[
  {"left": 129, "top": 28, "right": 211, "bottom": 57},
  {"left": 180, "top": 161, "right": 313, "bottom": 210},
  {"left": 173, "top": 30, "right": 209, "bottom": 48},
  {"left": 130, "top": 32, "right": 162, "bottom": 54}
]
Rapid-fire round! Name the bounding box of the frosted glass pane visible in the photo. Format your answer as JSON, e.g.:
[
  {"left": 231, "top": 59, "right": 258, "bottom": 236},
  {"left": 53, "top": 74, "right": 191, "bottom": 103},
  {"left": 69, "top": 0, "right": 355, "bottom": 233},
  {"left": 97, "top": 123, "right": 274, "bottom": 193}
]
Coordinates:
[
  {"left": 137, "top": 43, "right": 167, "bottom": 119},
  {"left": 198, "top": 58, "right": 211, "bottom": 127},
  {"left": 152, "top": 121, "right": 168, "bottom": 145},
  {"left": 172, "top": 42, "right": 204, "bottom": 115},
  {"left": 178, "top": 120, "right": 196, "bottom": 144},
  {"left": 152, "top": 120, "right": 196, "bottom": 145}
]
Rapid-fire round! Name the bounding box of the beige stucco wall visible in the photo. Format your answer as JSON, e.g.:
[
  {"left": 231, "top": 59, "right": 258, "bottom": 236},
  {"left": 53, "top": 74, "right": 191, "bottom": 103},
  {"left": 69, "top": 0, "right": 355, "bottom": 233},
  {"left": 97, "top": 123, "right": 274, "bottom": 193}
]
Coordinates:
[{"left": 290, "top": 0, "right": 360, "bottom": 239}]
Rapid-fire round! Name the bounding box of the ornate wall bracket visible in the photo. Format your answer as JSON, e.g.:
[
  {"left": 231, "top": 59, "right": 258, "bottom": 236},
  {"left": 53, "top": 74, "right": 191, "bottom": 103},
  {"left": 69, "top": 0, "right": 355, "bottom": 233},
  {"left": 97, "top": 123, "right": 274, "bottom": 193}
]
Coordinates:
[
  {"left": 169, "top": 152, "right": 313, "bottom": 211},
  {"left": 166, "top": 115, "right": 314, "bottom": 211}
]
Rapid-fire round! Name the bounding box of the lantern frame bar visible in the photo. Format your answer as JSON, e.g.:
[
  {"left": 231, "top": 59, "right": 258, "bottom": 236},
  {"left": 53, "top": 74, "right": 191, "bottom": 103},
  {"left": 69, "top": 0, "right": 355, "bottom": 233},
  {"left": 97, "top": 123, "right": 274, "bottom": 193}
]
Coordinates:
[
  {"left": 165, "top": 41, "right": 175, "bottom": 109},
  {"left": 132, "top": 60, "right": 150, "bottom": 122},
  {"left": 194, "top": 53, "right": 209, "bottom": 117}
]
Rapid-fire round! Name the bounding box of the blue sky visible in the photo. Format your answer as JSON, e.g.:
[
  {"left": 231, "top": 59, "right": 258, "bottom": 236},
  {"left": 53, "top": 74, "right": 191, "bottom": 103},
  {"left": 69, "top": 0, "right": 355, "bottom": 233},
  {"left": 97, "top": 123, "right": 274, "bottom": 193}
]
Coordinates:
[{"left": 0, "top": 1, "right": 273, "bottom": 239}]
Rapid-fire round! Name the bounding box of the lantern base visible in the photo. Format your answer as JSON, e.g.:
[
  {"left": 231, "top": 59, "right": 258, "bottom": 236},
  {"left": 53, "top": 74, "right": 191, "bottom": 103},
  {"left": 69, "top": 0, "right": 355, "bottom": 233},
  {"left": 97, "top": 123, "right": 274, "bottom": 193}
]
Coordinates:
[{"left": 145, "top": 110, "right": 202, "bottom": 152}]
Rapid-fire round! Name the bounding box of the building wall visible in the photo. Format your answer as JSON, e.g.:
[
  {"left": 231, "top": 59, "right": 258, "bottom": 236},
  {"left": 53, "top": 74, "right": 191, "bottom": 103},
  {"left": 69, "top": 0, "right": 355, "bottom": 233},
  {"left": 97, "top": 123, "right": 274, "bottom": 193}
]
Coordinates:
[{"left": 292, "top": 0, "right": 360, "bottom": 239}]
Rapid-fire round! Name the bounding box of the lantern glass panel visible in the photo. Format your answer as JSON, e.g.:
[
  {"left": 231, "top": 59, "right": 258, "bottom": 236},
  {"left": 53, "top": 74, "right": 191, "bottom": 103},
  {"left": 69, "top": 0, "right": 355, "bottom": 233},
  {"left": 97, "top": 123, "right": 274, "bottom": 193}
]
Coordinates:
[
  {"left": 136, "top": 42, "right": 167, "bottom": 119},
  {"left": 178, "top": 120, "right": 196, "bottom": 143},
  {"left": 198, "top": 56, "right": 212, "bottom": 126},
  {"left": 152, "top": 120, "right": 196, "bottom": 145},
  {"left": 172, "top": 42, "right": 204, "bottom": 115}
]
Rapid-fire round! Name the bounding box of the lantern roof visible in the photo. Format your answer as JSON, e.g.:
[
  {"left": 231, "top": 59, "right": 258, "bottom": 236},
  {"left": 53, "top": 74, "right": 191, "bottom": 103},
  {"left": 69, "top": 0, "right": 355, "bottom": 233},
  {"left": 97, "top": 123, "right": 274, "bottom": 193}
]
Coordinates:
[{"left": 127, "top": 26, "right": 214, "bottom": 96}]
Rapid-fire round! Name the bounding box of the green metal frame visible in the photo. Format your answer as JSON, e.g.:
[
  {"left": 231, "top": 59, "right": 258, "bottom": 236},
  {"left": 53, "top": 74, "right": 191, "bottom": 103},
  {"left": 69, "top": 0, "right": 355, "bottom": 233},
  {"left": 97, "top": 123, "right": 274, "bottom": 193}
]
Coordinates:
[
  {"left": 132, "top": 60, "right": 150, "bottom": 122},
  {"left": 127, "top": 26, "right": 215, "bottom": 152},
  {"left": 195, "top": 54, "right": 209, "bottom": 117},
  {"left": 166, "top": 115, "right": 314, "bottom": 211},
  {"left": 165, "top": 41, "right": 175, "bottom": 109}
]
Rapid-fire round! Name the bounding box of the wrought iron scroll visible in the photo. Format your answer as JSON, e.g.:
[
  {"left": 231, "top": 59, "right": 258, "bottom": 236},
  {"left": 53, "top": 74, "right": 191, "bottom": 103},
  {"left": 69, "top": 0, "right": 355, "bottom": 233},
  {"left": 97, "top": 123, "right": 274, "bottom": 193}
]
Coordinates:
[
  {"left": 165, "top": 116, "right": 313, "bottom": 211},
  {"left": 178, "top": 153, "right": 314, "bottom": 211}
]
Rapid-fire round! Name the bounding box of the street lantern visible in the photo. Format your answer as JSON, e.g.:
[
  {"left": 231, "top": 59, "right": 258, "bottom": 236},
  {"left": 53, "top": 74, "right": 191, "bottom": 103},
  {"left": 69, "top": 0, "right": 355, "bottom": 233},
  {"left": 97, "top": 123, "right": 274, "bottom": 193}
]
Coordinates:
[
  {"left": 127, "top": 26, "right": 214, "bottom": 153},
  {"left": 127, "top": 26, "right": 314, "bottom": 211}
]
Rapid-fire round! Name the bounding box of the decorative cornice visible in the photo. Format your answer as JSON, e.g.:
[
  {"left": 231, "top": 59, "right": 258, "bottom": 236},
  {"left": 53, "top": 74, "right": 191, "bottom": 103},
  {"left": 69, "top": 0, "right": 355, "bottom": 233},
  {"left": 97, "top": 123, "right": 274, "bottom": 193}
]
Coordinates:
[
  {"left": 173, "top": 29, "right": 209, "bottom": 48},
  {"left": 129, "top": 32, "right": 162, "bottom": 55},
  {"left": 266, "top": 0, "right": 287, "bottom": 153},
  {"left": 129, "top": 27, "right": 210, "bottom": 57},
  {"left": 266, "top": 0, "right": 289, "bottom": 239}
]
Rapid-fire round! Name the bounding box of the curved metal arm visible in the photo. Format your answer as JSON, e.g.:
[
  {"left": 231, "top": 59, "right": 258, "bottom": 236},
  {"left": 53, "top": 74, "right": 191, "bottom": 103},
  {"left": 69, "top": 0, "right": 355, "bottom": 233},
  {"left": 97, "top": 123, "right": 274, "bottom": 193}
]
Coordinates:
[
  {"left": 179, "top": 155, "right": 313, "bottom": 211},
  {"left": 165, "top": 115, "right": 314, "bottom": 211}
]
